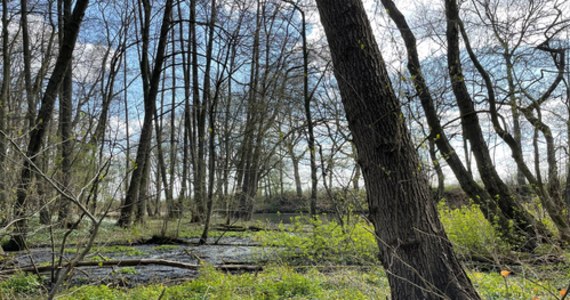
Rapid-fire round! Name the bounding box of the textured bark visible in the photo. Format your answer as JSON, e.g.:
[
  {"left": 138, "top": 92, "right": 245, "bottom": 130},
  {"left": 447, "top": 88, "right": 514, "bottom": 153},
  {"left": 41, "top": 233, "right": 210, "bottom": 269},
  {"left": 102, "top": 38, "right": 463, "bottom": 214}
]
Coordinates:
[
  {"left": 57, "top": 0, "right": 74, "bottom": 226},
  {"left": 314, "top": 1, "right": 480, "bottom": 299}
]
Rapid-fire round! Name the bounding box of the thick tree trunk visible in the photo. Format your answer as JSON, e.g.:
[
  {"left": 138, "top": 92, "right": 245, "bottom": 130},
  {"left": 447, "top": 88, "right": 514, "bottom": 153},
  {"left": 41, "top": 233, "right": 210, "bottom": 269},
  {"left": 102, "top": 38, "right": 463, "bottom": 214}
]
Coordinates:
[{"left": 314, "top": 1, "right": 481, "bottom": 299}]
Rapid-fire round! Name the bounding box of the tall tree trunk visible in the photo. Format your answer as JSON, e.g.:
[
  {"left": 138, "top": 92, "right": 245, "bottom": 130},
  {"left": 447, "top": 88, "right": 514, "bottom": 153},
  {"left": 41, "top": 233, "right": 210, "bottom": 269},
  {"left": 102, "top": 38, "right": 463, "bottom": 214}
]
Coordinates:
[
  {"left": 380, "top": 0, "right": 531, "bottom": 248},
  {"left": 6, "top": 0, "right": 90, "bottom": 251},
  {"left": 20, "top": 0, "right": 36, "bottom": 129},
  {"left": 297, "top": 5, "right": 318, "bottom": 216},
  {"left": 189, "top": 0, "right": 206, "bottom": 222},
  {"left": 505, "top": 56, "right": 527, "bottom": 191},
  {"left": 0, "top": 0, "right": 10, "bottom": 223},
  {"left": 168, "top": 31, "right": 178, "bottom": 218},
  {"left": 566, "top": 61, "right": 570, "bottom": 218},
  {"left": 445, "top": 0, "right": 545, "bottom": 249},
  {"left": 153, "top": 74, "right": 174, "bottom": 219},
  {"left": 314, "top": 1, "right": 481, "bottom": 298},
  {"left": 117, "top": 0, "right": 173, "bottom": 227},
  {"left": 235, "top": 0, "right": 262, "bottom": 221},
  {"left": 177, "top": 0, "right": 191, "bottom": 216},
  {"left": 57, "top": 0, "right": 74, "bottom": 226},
  {"left": 135, "top": 154, "right": 152, "bottom": 223}
]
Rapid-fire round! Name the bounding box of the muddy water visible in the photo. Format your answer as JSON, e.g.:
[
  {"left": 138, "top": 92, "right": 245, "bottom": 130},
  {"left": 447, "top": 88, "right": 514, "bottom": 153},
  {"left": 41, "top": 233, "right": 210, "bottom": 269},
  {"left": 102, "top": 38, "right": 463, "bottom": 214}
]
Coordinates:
[{"left": 9, "top": 237, "right": 271, "bottom": 286}]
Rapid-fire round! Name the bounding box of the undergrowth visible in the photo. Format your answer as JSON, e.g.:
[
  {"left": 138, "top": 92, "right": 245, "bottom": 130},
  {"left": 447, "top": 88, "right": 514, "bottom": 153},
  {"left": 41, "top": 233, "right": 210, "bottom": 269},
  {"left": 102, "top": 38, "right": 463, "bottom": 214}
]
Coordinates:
[
  {"left": 56, "top": 265, "right": 389, "bottom": 300},
  {"left": 1, "top": 205, "right": 569, "bottom": 299},
  {"left": 254, "top": 215, "right": 378, "bottom": 265}
]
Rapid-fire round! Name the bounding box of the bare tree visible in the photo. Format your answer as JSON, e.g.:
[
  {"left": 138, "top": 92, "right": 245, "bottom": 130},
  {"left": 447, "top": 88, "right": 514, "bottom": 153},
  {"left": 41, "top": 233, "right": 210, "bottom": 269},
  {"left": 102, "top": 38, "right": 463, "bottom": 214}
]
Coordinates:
[
  {"left": 6, "top": 0, "right": 91, "bottom": 251},
  {"left": 117, "top": 0, "right": 173, "bottom": 227},
  {"left": 314, "top": 0, "right": 481, "bottom": 298}
]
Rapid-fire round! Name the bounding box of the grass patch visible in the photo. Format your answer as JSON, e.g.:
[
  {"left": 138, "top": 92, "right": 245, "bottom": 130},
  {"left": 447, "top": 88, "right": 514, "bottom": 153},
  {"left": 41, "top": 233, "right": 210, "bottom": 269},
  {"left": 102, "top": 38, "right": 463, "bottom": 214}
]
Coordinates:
[
  {"left": 112, "top": 267, "right": 138, "bottom": 275},
  {"left": 92, "top": 245, "right": 145, "bottom": 256},
  {"left": 152, "top": 245, "right": 180, "bottom": 251},
  {"left": 56, "top": 265, "right": 389, "bottom": 300}
]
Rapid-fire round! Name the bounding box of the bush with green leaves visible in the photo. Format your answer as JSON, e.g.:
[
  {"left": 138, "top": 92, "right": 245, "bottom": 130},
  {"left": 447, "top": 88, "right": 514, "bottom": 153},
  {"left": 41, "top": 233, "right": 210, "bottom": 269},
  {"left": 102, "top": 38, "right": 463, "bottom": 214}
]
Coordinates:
[
  {"left": 0, "top": 272, "right": 42, "bottom": 297},
  {"left": 438, "top": 202, "right": 509, "bottom": 258},
  {"left": 254, "top": 215, "right": 378, "bottom": 265}
]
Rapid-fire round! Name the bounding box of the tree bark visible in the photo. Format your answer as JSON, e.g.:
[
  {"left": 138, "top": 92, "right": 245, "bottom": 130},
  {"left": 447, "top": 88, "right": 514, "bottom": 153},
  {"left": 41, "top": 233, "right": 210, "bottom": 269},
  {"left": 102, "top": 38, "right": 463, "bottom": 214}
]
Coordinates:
[
  {"left": 380, "top": 0, "right": 540, "bottom": 248},
  {"left": 0, "top": 0, "right": 10, "bottom": 221},
  {"left": 117, "top": 0, "right": 173, "bottom": 227},
  {"left": 20, "top": 0, "right": 36, "bottom": 129},
  {"left": 445, "top": 0, "right": 545, "bottom": 249},
  {"left": 57, "top": 0, "right": 74, "bottom": 226},
  {"left": 199, "top": 0, "right": 219, "bottom": 245},
  {"left": 314, "top": 1, "right": 480, "bottom": 298},
  {"left": 7, "top": 0, "right": 90, "bottom": 251},
  {"left": 189, "top": 0, "right": 206, "bottom": 222}
]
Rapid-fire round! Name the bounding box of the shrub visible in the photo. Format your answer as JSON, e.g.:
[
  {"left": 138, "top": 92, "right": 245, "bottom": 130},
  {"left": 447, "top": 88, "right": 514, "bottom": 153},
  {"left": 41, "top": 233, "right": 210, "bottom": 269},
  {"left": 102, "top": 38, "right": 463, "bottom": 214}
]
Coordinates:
[
  {"left": 438, "top": 202, "right": 509, "bottom": 258},
  {"left": 0, "top": 272, "right": 42, "bottom": 296},
  {"left": 254, "top": 215, "right": 378, "bottom": 265}
]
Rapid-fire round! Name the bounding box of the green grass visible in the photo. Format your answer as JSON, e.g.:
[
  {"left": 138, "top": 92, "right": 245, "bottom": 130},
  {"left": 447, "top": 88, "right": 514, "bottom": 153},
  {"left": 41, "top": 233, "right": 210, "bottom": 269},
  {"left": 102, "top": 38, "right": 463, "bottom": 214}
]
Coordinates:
[
  {"left": 5, "top": 265, "right": 566, "bottom": 299},
  {"left": 56, "top": 265, "right": 389, "bottom": 300},
  {"left": 438, "top": 202, "right": 510, "bottom": 258},
  {"left": 1, "top": 206, "right": 569, "bottom": 299},
  {"left": 254, "top": 215, "right": 378, "bottom": 265}
]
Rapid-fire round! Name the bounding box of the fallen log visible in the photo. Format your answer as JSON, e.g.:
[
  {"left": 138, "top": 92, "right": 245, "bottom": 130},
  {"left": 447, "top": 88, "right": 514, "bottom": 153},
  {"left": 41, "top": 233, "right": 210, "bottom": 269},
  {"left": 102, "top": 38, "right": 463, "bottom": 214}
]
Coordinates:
[{"left": 0, "top": 259, "right": 262, "bottom": 276}]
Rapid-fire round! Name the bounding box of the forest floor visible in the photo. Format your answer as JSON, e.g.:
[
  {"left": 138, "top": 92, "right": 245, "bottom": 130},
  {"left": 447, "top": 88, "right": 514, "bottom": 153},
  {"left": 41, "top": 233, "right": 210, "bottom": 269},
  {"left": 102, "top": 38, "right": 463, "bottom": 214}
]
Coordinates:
[{"left": 0, "top": 208, "right": 569, "bottom": 299}]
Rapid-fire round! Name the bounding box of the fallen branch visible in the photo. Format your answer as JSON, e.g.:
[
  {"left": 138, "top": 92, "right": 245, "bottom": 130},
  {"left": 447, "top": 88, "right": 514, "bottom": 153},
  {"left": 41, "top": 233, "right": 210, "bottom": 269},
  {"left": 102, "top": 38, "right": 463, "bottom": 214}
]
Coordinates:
[{"left": 0, "top": 259, "right": 262, "bottom": 275}]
